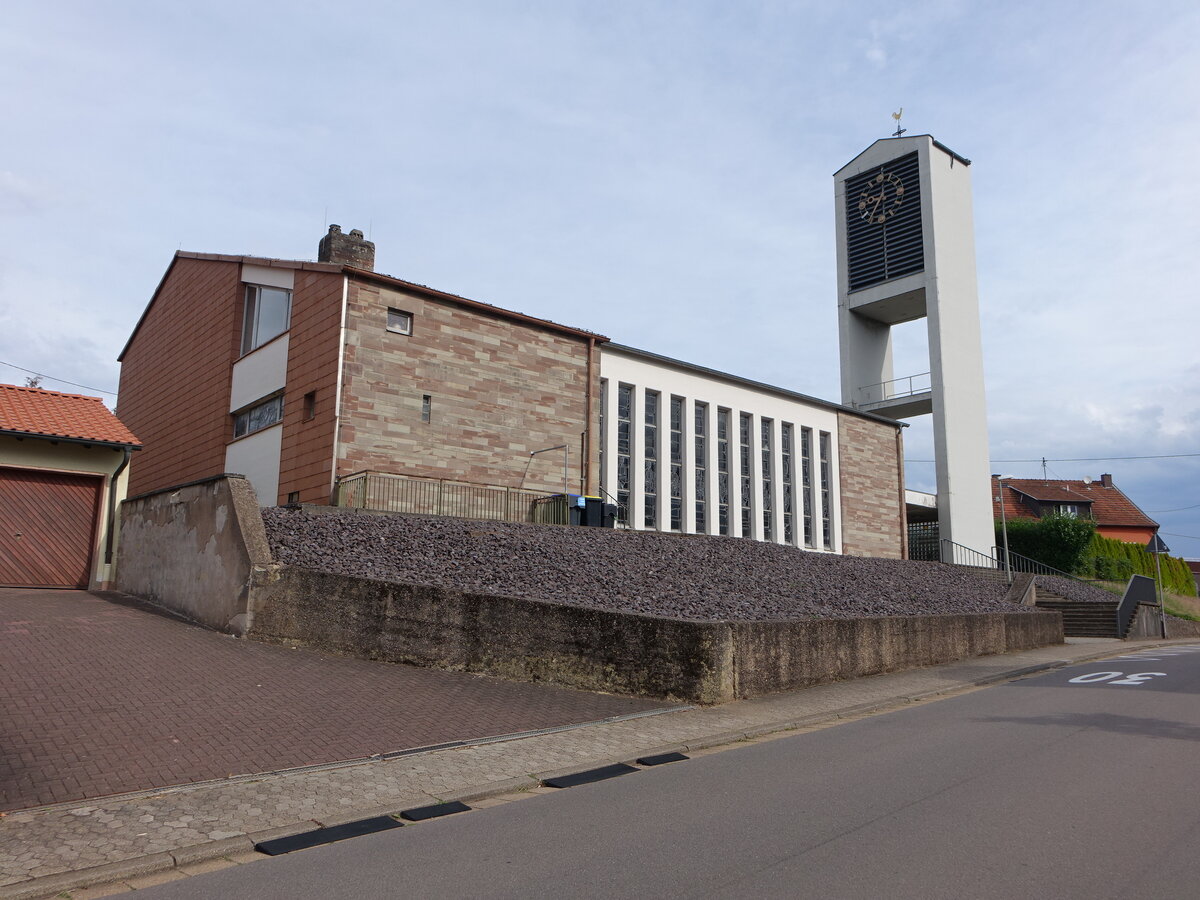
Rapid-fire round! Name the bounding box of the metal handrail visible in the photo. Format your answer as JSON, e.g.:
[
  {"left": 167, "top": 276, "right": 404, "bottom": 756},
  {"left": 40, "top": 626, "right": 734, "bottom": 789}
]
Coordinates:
[
  {"left": 992, "top": 546, "right": 1094, "bottom": 586},
  {"left": 858, "top": 371, "right": 932, "bottom": 405},
  {"left": 595, "top": 485, "right": 630, "bottom": 529},
  {"left": 939, "top": 539, "right": 998, "bottom": 569}
]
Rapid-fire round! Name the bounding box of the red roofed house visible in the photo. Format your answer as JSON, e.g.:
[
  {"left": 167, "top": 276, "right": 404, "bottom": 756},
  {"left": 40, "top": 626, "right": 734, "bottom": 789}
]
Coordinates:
[
  {"left": 0, "top": 384, "right": 141, "bottom": 589},
  {"left": 991, "top": 474, "right": 1158, "bottom": 545}
]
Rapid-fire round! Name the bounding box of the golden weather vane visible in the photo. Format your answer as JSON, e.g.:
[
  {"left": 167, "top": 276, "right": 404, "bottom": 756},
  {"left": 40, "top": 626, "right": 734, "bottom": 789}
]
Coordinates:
[{"left": 891, "top": 108, "right": 906, "bottom": 137}]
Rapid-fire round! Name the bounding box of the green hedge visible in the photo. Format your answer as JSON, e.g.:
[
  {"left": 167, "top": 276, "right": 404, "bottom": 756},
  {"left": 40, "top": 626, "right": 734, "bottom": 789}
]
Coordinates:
[
  {"left": 1081, "top": 533, "right": 1197, "bottom": 596},
  {"left": 995, "top": 513, "right": 1096, "bottom": 574}
]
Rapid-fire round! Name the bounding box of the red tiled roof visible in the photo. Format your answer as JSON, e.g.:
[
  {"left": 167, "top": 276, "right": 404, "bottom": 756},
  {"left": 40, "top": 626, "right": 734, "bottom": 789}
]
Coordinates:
[
  {"left": 991, "top": 476, "right": 1156, "bottom": 529},
  {"left": 0, "top": 384, "right": 141, "bottom": 446}
]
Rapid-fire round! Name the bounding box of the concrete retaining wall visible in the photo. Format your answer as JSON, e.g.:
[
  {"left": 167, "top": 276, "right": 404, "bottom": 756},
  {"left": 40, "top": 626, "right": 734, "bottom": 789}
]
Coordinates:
[
  {"left": 1166, "top": 615, "right": 1200, "bottom": 638},
  {"left": 115, "top": 475, "right": 1064, "bottom": 702},
  {"left": 248, "top": 566, "right": 1063, "bottom": 704},
  {"left": 116, "top": 475, "right": 274, "bottom": 634}
]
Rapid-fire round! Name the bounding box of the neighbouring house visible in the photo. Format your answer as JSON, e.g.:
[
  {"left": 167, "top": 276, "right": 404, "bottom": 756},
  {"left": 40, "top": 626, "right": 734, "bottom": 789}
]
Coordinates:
[
  {"left": 991, "top": 474, "right": 1159, "bottom": 545},
  {"left": 116, "top": 226, "right": 906, "bottom": 557},
  {"left": 0, "top": 384, "right": 141, "bottom": 589}
]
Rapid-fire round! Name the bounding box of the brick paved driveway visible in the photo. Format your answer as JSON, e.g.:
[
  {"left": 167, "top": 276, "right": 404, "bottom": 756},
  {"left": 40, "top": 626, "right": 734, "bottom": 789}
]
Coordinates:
[{"left": 0, "top": 588, "right": 673, "bottom": 811}]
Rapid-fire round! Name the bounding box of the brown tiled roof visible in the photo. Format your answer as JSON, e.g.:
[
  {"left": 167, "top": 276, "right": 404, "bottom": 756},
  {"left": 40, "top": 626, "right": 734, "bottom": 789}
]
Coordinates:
[
  {"left": 119, "top": 251, "right": 608, "bottom": 360},
  {"left": 991, "top": 476, "right": 1157, "bottom": 529},
  {"left": 0, "top": 384, "right": 141, "bottom": 446}
]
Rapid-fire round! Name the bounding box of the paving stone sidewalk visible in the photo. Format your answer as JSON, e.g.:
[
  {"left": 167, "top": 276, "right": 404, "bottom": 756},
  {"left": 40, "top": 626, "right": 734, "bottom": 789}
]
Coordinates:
[
  {"left": 4, "top": 635, "right": 1187, "bottom": 899},
  {"left": 0, "top": 588, "right": 669, "bottom": 811}
]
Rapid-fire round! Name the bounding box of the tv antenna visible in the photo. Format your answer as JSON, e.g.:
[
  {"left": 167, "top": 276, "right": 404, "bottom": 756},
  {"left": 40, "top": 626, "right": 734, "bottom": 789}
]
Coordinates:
[{"left": 891, "top": 108, "right": 906, "bottom": 137}]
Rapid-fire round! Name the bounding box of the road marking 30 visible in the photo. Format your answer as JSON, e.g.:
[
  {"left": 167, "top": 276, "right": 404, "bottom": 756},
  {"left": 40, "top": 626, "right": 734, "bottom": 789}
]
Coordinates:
[{"left": 1068, "top": 671, "right": 1167, "bottom": 686}]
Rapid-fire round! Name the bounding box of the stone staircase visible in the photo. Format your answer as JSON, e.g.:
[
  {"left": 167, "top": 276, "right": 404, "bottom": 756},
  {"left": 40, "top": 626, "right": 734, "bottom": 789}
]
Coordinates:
[{"left": 1035, "top": 589, "right": 1124, "bottom": 638}]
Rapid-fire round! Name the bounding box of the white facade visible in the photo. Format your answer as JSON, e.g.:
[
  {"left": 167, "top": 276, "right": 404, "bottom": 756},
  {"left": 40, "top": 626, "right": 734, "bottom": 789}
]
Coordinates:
[
  {"left": 599, "top": 345, "right": 842, "bottom": 551},
  {"left": 224, "top": 263, "right": 296, "bottom": 506},
  {"left": 835, "top": 135, "right": 994, "bottom": 557}
]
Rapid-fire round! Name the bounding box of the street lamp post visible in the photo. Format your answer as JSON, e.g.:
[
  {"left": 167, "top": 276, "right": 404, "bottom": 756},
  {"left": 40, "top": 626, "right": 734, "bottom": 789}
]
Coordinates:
[
  {"left": 996, "top": 476, "right": 1012, "bottom": 584},
  {"left": 529, "top": 444, "right": 569, "bottom": 496}
]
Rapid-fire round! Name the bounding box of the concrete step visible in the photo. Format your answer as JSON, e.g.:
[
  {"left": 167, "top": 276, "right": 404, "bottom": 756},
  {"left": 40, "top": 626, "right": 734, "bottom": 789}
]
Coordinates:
[{"left": 1035, "top": 598, "right": 1121, "bottom": 638}]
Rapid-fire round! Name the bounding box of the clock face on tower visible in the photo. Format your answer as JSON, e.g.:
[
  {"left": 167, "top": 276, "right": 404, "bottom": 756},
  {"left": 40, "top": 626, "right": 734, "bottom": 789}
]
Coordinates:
[
  {"left": 857, "top": 171, "right": 905, "bottom": 223},
  {"left": 844, "top": 151, "right": 924, "bottom": 291}
]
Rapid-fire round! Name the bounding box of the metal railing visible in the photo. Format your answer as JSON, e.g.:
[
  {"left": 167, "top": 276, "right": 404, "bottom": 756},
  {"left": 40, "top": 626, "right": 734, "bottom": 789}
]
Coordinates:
[
  {"left": 858, "top": 371, "right": 931, "bottom": 406},
  {"left": 993, "top": 546, "right": 1093, "bottom": 586},
  {"left": 334, "top": 471, "right": 559, "bottom": 524},
  {"left": 936, "top": 539, "right": 998, "bottom": 569}
]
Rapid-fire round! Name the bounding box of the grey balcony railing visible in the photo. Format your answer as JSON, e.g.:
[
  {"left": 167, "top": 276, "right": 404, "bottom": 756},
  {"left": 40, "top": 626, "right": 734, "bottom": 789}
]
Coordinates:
[{"left": 858, "top": 371, "right": 931, "bottom": 406}]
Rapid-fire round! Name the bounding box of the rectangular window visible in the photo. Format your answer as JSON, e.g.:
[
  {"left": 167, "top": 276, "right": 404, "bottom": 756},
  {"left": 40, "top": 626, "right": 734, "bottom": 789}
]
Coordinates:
[
  {"left": 233, "top": 394, "right": 284, "bottom": 438},
  {"left": 241, "top": 285, "right": 291, "bottom": 355},
  {"left": 781, "top": 423, "right": 795, "bottom": 545},
  {"left": 739, "top": 412, "right": 753, "bottom": 538},
  {"left": 761, "top": 418, "right": 774, "bottom": 541},
  {"left": 694, "top": 402, "right": 708, "bottom": 534},
  {"left": 644, "top": 390, "right": 660, "bottom": 529},
  {"left": 717, "top": 409, "right": 730, "bottom": 535},
  {"left": 387, "top": 307, "right": 413, "bottom": 335},
  {"left": 669, "top": 396, "right": 684, "bottom": 531},
  {"left": 820, "top": 430, "right": 833, "bottom": 550},
  {"left": 303, "top": 391, "right": 316, "bottom": 421},
  {"left": 421, "top": 394, "right": 432, "bottom": 423},
  {"left": 801, "top": 427, "right": 814, "bottom": 548},
  {"left": 599, "top": 379, "right": 608, "bottom": 502},
  {"left": 616, "top": 384, "right": 632, "bottom": 526}
]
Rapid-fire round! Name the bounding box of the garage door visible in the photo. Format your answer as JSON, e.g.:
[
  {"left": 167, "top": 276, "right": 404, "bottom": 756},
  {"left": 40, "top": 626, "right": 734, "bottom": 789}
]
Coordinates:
[{"left": 0, "top": 467, "right": 103, "bottom": 589}]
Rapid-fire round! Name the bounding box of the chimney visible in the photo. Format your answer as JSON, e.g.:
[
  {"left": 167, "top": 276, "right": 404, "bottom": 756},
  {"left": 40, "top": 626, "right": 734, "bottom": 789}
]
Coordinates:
[
  {"left": 1100, "top": 473, "right": 1113, "bottom": 488},
  {"left": 318, "top": 224, "right": 375, "bottom": 271}
]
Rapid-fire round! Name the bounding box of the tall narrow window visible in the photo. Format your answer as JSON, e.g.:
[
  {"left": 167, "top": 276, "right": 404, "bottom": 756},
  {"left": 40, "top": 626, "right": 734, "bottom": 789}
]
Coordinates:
[
  {"left": 616, "top": 384, "right": 632, "bottom": 526},
  {"left": 421, "top": 395, "right": 432, "bottom": 423},
  {"left": 781, "top": 423, "right": 795, "bottom": 545},
  {"left": 644, "top": 391, "right": 660, "bottom": 529},
  {"left": 669, "top": 396, "right": 684, "bottom": 531},
  {"left": 694, "top": 402, "right": 708, "bottom": 534},
  {"left": 241, "top": 285, "right": 291, "bottom": 355},
  {"left": 819, "top": 430, "right": 833, "bottom": 550},
  {"left": 739, "top": 412, "right": 753, "bottom": 538},
  {"left": 717, "top": 409, "right": 730, "bottom": 535},
  {"left": 599, "top": 379, "right": 608, "bottom": 502},
  {"left": 801, "top": 427, "right": 814, "bottom": 548},
  {"left": 761, "top": 418, "right": 774, "bottom": 541}
]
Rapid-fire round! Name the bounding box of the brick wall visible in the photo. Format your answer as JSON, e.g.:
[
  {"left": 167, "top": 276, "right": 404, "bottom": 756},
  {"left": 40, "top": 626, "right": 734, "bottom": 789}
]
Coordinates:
[
  {"left": 117, "top": 257, "right": 241, "bottom": 496},
  {"left": 276, "top": 270, "right": 343, "bottom": 504},
  {"left": 837, "top": 412, "right": 905, "bottom": 558},
  {"left": 337, "top": 279, "right": 595, "bottom": 494}
]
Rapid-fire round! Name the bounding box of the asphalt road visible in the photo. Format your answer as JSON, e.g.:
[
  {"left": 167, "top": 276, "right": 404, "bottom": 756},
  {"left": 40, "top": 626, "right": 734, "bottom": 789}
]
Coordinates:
[{"left": 139, "top": 643, "right": 1200, "bottom": 899}]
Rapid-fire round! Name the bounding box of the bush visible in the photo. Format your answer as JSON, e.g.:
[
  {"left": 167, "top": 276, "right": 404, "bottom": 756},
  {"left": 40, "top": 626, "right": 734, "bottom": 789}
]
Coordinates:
[
  {"left": 995, "top": 513, "right": 1095, "bottom": 574},
  {"left": 1081, "top": 533, "right": 1197, "bottom": 597}
]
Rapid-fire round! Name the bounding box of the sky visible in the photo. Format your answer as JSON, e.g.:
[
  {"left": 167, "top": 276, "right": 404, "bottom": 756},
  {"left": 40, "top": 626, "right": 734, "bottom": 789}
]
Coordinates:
[{"left": 2, "top": 0, "right": 1198, "bottom": 557}]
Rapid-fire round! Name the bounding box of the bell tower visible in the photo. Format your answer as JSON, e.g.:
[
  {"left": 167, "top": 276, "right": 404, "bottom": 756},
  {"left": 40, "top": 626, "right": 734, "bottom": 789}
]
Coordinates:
[{"left": 834, "top": 135, "right": 994, "bottom": 558}]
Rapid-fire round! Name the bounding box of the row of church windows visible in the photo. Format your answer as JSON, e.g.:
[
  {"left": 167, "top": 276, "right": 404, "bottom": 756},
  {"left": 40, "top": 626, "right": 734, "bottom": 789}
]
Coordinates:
[{"left": 602, "top": 381, "right": 832, "bottom": 549}]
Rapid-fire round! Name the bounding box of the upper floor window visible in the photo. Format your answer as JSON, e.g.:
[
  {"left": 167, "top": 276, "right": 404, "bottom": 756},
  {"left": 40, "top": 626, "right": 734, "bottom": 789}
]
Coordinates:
[
  {"left": 1057, "top": 504, "right": 1080, "bottom": 517},
  {"left": 387, "top": 308, "right": 413, "bottom": 335},
  {"left": 242, "top": 285, "right": 291, "bottom": 355},
  {"left": 233, "top": 394, "right": 284, "bottom": 438}
]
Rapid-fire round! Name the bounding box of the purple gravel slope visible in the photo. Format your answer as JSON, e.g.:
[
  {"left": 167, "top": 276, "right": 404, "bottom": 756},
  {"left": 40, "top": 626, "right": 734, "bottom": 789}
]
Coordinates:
[{"left": 262, "top": 509, "right": 1030, "bottom": 622}]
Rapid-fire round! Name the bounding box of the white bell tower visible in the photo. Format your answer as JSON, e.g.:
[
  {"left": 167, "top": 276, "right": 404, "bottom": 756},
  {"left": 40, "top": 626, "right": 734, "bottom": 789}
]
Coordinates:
[{"left": 834, "top": 135, "right": 994, "bottom": 558}]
